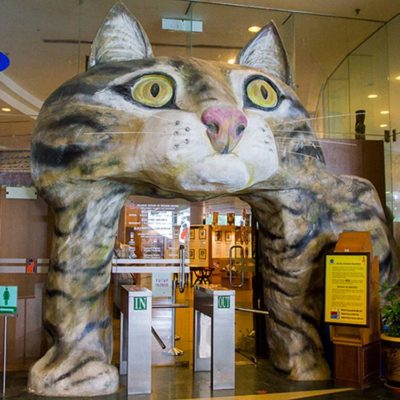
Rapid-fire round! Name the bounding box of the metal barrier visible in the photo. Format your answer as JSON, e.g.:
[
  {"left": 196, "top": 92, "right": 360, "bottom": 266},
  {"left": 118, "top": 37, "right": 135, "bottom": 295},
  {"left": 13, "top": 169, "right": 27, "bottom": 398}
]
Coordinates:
[
  {"left": 193, "top": 285, "right": 235, "bottom": 390},
  {"left": 119, "top": 285, "right": 152, "bottom": 395}
]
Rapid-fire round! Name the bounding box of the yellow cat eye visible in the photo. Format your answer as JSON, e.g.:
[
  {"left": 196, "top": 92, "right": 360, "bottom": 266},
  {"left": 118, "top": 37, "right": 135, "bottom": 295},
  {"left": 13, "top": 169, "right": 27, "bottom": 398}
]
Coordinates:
[
  {"left": 246, "top": 78, "right": 278, "bottom": 109},
  {"left": 131, "top": 74, "right": 174, "bottom": 108}
]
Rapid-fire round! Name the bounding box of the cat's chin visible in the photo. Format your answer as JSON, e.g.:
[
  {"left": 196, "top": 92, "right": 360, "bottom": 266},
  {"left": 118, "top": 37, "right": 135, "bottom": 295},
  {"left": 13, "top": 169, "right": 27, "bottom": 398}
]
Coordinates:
[{"left": 176, "top": 154, "right": 271, "bottom": 195}]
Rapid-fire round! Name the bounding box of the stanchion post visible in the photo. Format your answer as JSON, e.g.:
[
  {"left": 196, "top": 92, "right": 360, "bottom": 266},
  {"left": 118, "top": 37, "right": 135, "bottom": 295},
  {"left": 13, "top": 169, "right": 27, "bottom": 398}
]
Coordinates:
[{"left": 2, "top": 316, "right": 7, "bottom": 397}]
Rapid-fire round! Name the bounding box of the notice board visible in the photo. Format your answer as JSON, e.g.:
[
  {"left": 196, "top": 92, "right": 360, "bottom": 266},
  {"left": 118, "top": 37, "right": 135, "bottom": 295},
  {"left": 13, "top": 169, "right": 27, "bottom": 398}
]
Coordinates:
[{"left": 324, "top": 253, "right": 369, "bottom": 326}]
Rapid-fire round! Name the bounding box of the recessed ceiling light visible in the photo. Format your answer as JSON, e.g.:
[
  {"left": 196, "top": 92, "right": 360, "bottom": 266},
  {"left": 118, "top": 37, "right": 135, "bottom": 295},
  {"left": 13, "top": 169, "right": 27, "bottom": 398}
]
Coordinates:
[
  {"left": 380, "top": 124, "right": 388, "bottom": 128},
  {"left": 380, "top": 110, "right": 389, "bottom": 115},
  {"left": 395, "top": 76, "right": 400, "bottom": 80},
  {"left": 227, "top": 58, "right": 235, "bottom": 64},
  {"left": 248, "top": 25, "right": 261, "bottom": 33},
  {"left": 367, "top": 94, "right": 378, "bottom": 99},
  {"left": 1, "top": 107, "right": 11, "bottom": 112}
]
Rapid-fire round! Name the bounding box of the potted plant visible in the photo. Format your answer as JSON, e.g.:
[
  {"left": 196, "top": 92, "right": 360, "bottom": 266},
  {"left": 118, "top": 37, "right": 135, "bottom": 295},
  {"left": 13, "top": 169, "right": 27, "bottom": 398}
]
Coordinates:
[{"left": 381, "top": 283, "right": 400, "bottom": 392}]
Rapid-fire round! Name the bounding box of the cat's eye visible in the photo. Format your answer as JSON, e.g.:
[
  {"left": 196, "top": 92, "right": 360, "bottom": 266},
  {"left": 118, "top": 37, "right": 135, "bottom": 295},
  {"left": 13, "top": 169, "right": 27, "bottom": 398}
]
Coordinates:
[
  {"left": 131, "top": 74, "right": 174, "bottom": 108},
  {"left": 245, "top": 78, "right": 279, "bottom": 110}
]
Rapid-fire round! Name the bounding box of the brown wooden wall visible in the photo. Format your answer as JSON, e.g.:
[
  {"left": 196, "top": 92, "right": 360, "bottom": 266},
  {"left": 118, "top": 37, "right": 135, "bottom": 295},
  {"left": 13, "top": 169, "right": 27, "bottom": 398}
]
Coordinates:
[
  {"left": 321, "top": 139, "right": 386, "bottom": 209},
  {"left": 0, "top": 188, "right": 52, "bottom": 258},
  {"left": 0, "top": 187, "right": 52, "bottom": 371}
]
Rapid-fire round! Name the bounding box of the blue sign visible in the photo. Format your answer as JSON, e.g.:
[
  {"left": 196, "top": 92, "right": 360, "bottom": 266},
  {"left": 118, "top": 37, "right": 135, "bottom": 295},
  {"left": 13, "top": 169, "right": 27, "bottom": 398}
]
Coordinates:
[
  {"left": 0, "top": 52, "right": 10, "bottom": 72},
  {"left": 0, "top": 286, "right": 17, "bottom": 314}
]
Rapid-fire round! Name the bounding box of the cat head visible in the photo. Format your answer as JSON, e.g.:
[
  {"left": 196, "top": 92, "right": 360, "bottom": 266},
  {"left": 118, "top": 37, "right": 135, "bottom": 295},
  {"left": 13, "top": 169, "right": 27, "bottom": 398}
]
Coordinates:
[{"left": 32, "top": 2, "right": 324, "bottom": 200}]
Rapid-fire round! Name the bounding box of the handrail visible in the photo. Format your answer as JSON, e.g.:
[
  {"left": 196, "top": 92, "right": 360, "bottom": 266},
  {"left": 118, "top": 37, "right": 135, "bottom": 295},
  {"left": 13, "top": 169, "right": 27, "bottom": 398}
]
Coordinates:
[
  {"left": 235, "top": 307, "right": 270, "bottom": 316},
  {"left": 229, "top": 245, "right": 245, "bottom": 288}
]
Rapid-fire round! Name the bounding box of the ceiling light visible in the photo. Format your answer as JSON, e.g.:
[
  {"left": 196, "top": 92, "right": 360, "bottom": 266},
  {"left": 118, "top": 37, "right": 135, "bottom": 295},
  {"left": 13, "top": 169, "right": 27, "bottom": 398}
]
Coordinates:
[
  {"left": 380, "top": 124, "right": 388, "bottom": 128},
  {"left": 227, "top": 58, "right": 235, "bottom": 64},
  {"left": 248, "top": 25, "right": 261, "bottom": 33},
  {"left": 1, "top": 107, "right": 11, "bottom": 112},
  {"left": 380, "top": 110, "right": 389, "bottom": 115},
  {"left": 395, "top": 76, "right": 400, "bottom": 80},
  {"left": 367, "top": 94, "right": 378, "bottom": 99}
]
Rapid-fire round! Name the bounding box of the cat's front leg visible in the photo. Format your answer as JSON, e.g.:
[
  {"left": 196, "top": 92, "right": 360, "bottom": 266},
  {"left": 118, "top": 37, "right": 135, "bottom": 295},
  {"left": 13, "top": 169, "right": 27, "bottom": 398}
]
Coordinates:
[{"left": 28, "top": 182, "right": 129, "bottom": 396}]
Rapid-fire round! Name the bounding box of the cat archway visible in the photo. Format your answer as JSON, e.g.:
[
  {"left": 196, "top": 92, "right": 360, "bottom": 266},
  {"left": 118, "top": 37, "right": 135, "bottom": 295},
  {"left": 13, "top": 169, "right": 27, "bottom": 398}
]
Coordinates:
[{"left": 28, "top": 3, "right": 399, "bottom": 396}]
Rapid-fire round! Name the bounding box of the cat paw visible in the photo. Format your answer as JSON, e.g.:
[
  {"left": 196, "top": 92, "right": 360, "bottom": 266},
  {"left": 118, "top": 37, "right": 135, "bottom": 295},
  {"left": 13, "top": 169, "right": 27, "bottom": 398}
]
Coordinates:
[
  {"left": 289, "top": 356, "right": 331, "bottom": 381},
  {"left": 27, "top": 347, "right": 119, "bottom": 396}
]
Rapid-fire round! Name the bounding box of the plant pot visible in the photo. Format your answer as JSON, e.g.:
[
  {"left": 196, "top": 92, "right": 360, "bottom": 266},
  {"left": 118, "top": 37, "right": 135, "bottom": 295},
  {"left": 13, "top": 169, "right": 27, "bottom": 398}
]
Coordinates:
[{"left": 381, "top": 334, "right": 400, "bottom": 391}]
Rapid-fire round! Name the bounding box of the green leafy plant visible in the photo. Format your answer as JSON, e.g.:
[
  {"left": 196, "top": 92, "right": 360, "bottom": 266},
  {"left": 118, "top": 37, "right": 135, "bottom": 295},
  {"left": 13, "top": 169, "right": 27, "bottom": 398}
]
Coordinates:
[{"left": 381, "top": 283, "right": 400, "bottom": 337}]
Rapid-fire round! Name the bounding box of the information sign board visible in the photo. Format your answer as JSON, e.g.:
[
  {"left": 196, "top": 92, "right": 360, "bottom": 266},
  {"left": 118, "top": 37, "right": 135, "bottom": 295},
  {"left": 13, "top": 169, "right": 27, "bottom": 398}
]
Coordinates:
[
  {"left": 324, "top": 253, "right": 369, "bottom": 326},
  {"left": 0, "top": 286, "right": 18, "bottom": 315}
]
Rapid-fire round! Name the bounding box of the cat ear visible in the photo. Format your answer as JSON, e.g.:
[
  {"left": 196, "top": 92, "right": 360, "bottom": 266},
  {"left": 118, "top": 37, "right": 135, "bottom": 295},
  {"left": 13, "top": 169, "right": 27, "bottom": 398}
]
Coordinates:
[
  {"left": 89, "top": 2, "right": 153, "bottom": 68},
  {"left": 236, "top": 22, "right": 292, "bottom": 86}
]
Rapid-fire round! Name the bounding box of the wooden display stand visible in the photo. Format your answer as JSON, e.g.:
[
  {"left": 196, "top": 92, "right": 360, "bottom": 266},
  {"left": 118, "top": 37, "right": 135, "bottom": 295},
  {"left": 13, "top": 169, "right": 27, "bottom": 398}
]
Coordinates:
[{"left": 328, "top": 232, "right": 381, "bottom": 389}]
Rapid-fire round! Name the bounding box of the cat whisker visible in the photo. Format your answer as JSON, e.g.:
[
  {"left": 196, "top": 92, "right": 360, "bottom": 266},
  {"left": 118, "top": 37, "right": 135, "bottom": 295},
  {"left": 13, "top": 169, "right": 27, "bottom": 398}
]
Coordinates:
[
  {"left": 282, "top": 149, "right": 324, "bottom": 162},
  {"left": 0, "top": 113, "right": 38, "bottom": 118},
  {"left": 279, "top": 112, "right": 362, "bottom": 125},
  {"left": 82, "top": 130, "right": 168, "bottom": 135},
  {"left": 274, "top": 129, "right": 386, "bottom": 137},
  {"left": 275, "top": 137, "right": 357, "bottom": 147}
]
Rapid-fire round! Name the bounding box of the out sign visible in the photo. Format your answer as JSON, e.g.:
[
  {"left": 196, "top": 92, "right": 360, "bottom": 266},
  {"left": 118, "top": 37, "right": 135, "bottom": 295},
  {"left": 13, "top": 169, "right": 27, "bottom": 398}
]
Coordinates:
[
  {"left": 133, "top": 296, "right": 147, "bottom": 311},
  {"left": 218, "top": 295, "right": 230, "bottom": 309}
]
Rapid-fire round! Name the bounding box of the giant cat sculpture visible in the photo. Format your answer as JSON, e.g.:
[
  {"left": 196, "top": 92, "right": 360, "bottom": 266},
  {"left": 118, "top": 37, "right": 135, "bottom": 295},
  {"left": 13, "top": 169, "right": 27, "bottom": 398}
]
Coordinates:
[{"left": 29, "top": 2, "right": 399, "bottom": 396}]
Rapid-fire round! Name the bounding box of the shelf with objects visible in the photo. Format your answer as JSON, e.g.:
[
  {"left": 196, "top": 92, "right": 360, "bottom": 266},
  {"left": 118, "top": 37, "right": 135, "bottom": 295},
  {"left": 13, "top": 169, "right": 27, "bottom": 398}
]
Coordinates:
[{"left": 189, "top": 209, "right": 254, "bottom": 289}]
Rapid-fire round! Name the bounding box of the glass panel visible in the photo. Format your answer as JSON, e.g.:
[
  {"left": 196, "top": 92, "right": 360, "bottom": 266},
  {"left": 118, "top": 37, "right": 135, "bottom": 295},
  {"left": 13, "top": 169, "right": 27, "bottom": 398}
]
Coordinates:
[
  {"left": 117, "top": 196, "right": 190, "bottom": 262},
  {"left": 387, "top": 15, "right": 400, "bottom": 231},
  {"left": 189, "top": 2, "right": 292, "bottom": 66}
]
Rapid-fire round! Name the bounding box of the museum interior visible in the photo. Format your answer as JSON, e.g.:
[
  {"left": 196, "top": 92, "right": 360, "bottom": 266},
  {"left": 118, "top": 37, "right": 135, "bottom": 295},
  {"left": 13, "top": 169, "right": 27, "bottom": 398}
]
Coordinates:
[{"left": 1, "top": 0, "right": 400, "bottom": 399}]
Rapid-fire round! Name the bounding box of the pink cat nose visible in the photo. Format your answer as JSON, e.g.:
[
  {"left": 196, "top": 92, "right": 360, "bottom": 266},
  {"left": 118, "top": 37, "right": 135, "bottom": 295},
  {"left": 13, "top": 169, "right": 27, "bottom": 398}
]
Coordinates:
[{"left": 201, "top": 106, "right": 247, "bottom": 154}]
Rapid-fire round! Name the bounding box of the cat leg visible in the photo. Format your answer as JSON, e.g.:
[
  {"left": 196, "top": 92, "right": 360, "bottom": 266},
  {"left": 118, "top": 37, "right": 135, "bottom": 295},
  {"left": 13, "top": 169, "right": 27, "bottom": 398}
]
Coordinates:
[
  {"left": 28, "top": 182, "right": 129, "bottom": 396},
  {"left": 247, "top": 193, "right": 332, "bottom": 381},
  {"left": 264, "top": 280, "right": 331, "bottom": 381}
]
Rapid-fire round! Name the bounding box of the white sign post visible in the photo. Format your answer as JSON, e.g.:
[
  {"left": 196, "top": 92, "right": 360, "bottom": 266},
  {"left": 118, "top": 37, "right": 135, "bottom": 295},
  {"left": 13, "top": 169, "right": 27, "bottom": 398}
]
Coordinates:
[{"left": 0, "top": 286, "right": 18, "bottom": 396}]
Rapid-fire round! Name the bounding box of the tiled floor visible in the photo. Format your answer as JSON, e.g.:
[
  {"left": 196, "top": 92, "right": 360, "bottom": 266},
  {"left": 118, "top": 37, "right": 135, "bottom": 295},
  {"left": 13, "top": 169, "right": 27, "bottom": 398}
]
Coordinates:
[
  {"left": 3, "top": 285, "right": 398, "bottom": 399},
  {"left": 4, "top": 361, "right": 397, "bottom": 400}
]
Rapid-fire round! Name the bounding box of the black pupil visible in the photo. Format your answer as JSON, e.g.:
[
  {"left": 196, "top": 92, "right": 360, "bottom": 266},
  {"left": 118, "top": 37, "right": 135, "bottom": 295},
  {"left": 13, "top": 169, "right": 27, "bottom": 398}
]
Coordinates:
[
  {"left": 150, "top": 83, "right": 160, "bottom": 97},
  {"left": 260, "top": 85, "right": 268, "bottom": 100}
]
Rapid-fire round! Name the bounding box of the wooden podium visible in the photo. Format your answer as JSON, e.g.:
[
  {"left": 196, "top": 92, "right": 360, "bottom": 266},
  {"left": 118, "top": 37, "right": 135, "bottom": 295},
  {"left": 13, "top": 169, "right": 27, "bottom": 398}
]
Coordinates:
[{"left": 327, "top": 232, "right": 381, "bottom": 389}]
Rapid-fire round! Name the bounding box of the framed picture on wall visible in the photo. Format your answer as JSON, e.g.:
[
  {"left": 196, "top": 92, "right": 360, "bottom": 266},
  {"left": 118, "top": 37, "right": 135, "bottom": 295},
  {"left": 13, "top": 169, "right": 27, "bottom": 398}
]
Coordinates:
[
  {"left": 190, "top": 249, "right": 195, "bottom": 259},
  {"left": 199, "top": 228, "right": 207, "bottom": 239},
  {"left": 199, "top": 248, "right": 207, "bottom": 260},
  {"left": 215, "top": 230, "right": 222, "bottom": 241},
  {"left": 190, "top": 228, "right": 195, "bottom": 240},
  {"left": 225, "top": 232, "right": 232, "bottom": 241}
]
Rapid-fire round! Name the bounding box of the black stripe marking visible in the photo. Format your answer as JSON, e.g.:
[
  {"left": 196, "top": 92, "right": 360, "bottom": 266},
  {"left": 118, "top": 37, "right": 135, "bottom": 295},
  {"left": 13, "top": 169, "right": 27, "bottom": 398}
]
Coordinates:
[
  {"left": 54, "top": 226, "right": 68, "bottom": 237},
  {"left": 268, "top": 309, "right": 318, "bottom": 349},
  {"left": 71, "top": 372, "right": 105, "bottom": 386},
  {"left": 77, "top": 317, "right": 111, "bottom": 341},
  {"left": 81, "top": 284, "right": 109, "bottom": 304},
  {"left": 32, "top": 142, "right": 88, "bottom": 168},
  {"left": 45, "top": 114, "right": 106, "bottom": 132},
  {"left": 43, "top": 319, "right": 60, "bottom": 343},
  {"left": 51, "top": 261, "right": 68, "bottom": 274},
  {"left": 267, "top": 280, "right": 293, "bottom": 297},
  {"left": 82, "top": 250, "right": 114, "bottom": 275},
  {"left": 54, "top": 356, "right": 97, "bottom": 383},
  {"left": 45, "top": 82, "right": 99, "bottom": 104},
  {"left": 46, "top": 289, "right": 73, "bottom": 300}
]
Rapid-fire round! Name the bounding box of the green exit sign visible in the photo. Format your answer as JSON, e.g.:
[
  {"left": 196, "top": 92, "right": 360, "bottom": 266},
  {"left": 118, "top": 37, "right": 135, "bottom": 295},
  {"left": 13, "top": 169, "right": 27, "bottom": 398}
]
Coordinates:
[
  {"left": 0, "top": 286, "right": 18, "bottom": 314},
  {"left": 133, "top": 296, "right": 147, "bottom": 310},
  {"left": 218, "top": 296, "right": 230, "bottom": 309}
]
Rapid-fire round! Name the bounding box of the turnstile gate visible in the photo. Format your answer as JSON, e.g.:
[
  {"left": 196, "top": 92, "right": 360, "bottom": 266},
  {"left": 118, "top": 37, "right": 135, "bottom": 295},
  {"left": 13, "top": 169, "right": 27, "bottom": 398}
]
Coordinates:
[
  {"left": 120, "top": 285, "right": 152, "bottom": 395},
  {"left": 193, "top": 285, "right": 235, "bottom": 390}
]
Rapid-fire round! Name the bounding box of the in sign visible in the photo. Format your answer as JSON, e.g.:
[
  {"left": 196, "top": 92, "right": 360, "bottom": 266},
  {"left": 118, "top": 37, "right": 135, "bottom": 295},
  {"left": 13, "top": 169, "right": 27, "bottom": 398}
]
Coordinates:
[{"left": 134, "top": 296, "right": 147, "bottom": 310}]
